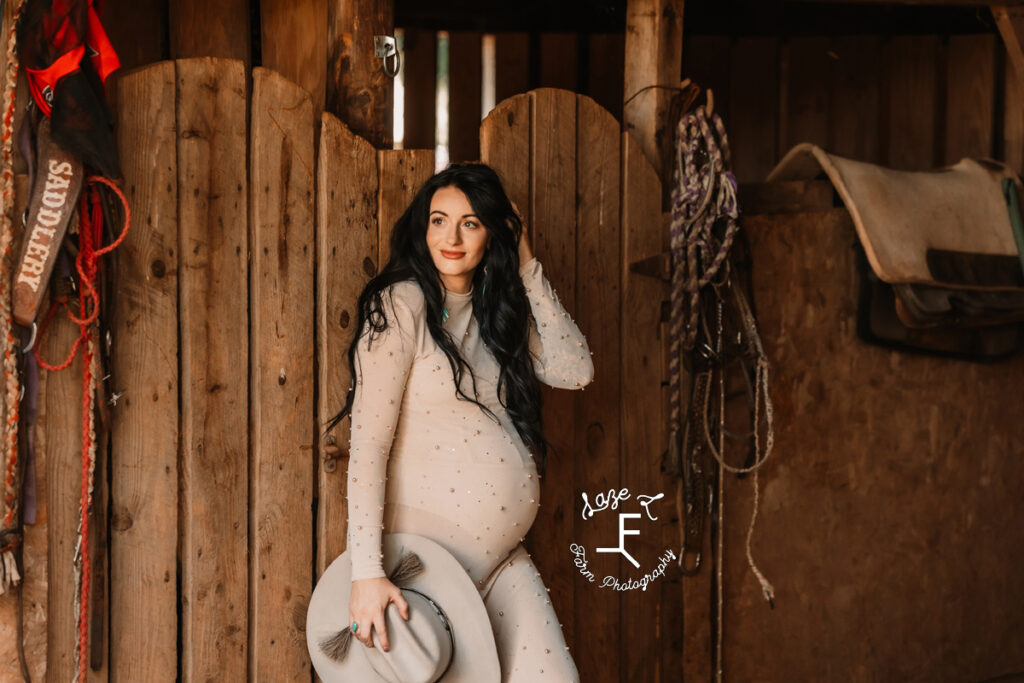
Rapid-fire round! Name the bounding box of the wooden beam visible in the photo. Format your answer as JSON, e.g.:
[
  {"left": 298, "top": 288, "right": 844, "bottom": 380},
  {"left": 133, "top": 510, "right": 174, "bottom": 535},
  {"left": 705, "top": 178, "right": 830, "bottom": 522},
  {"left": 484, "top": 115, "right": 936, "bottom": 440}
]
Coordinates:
[
  {"left": 994, "top": 5, "right": 1024, "bottom": 94},
  {"left": 327, "top": 0, "right": 395, "bottom": 148},
  {"left": 623, "top": 0, "right": 684, "bottom": 206}
]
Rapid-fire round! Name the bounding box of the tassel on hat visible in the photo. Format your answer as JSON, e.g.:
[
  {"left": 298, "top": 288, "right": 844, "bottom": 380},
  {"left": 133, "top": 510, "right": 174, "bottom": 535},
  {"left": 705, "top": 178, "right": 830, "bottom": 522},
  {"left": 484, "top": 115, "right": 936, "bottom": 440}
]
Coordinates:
[{"left": 319, "top": 550, "right": 426, "bottom": 662}]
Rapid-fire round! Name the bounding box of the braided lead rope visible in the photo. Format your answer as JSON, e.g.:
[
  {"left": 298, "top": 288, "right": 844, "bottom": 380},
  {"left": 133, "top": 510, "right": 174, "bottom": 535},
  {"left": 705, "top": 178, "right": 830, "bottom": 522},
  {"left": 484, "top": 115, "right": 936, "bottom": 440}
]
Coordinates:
[
  {"left": 668, "top": 92, "right": 777, "bottom": 607},
  {"left": 70, "top": 330, "right": 97, "bottom": 683},
  {"left": 667, "top": 97, "right": 741, "bottom": 500},
  {"left": 0, "top": 0, "right": 25, "bottom": 595}
]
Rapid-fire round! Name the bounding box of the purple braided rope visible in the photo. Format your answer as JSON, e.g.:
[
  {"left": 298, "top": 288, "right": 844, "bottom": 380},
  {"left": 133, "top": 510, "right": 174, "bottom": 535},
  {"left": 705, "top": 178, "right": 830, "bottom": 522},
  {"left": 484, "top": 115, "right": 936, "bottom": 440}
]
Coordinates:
[{"left": 667, "top": 102, "right": 740, "bottom": 455}]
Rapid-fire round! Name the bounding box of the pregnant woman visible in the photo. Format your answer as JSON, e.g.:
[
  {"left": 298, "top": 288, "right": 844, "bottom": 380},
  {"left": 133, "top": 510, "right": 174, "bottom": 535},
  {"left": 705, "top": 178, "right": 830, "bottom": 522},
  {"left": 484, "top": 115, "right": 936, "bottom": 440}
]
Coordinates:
[{"left": 324, "top": 162, "right": 593, "bottom": 681}]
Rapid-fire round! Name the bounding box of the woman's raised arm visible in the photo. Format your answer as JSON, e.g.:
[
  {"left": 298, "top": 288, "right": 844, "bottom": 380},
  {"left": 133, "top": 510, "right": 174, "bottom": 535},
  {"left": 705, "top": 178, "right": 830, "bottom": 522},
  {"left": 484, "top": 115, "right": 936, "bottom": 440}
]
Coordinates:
[
  {"left": 520, "top": 256, "right": 595, "bottom": 390},
  {"left": 346, "top": 282, "right": 423, "bottom": 580}
]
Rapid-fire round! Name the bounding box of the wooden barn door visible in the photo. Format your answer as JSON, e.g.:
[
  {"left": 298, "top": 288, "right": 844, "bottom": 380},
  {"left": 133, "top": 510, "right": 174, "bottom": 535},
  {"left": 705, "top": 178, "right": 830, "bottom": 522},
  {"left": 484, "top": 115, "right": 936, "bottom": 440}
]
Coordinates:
[
  {"left": 481, "top": 89, "right": 677, "bottom": 683},
  {"left": 16, "top": 58, "right": 674, "bottom": 682}
]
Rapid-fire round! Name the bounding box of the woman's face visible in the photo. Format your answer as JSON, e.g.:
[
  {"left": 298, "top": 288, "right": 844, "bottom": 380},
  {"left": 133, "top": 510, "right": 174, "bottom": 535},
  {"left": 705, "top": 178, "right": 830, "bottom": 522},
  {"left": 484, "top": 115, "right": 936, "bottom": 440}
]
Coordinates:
[{"left": 427, "top": 185, "right": 491, "bottom": 293}]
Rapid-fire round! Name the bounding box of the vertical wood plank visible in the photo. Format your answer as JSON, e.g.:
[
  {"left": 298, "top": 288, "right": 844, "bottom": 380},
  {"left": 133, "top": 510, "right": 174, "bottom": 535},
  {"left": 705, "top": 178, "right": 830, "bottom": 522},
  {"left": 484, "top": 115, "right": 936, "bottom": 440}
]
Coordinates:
[
  {"left": 574, "top": 94, "right": 622, "bottom": 683},
  {"left": 527, "top": 85, "right": 578, "bottom": 653},
  {"left": 495, "top": 33, "right": 530, "bottom": 104},
  {"left": 883, "top": 35, "right": 940, "bottom": 170},
  {"left": 248, "top": 66, "right": 316, "bottom": 681},
  {"left": 729, "top": 38, "right": 779, "bottom": 183},
  {"left": 481, "top": 94, "right": 531, "bottom": 223},
  {"left": 449, "top": 31, "right": 483, "bottom": 163},
  {"left": 621, "top": 132, "right": 676, "bottom": 683},
  {"left": 540, "top": 33, "right": 579, "bottom": 91},
  {"left": 945, "top": 34, "right": 996, "bottom": 163},
  {"left": 588, "top": 33, "right": 625, "bottom": 123},
  {"left": 828, "top": 36, "right": 882, "bottom": 163},
  {"left": 169, "top": 1, "right": 251, "bottom": 67},
  {"left": 401, "top": 28, "right": 438, "bottom": 151},
  {"left": 778, "top": 37, "right": 831, "bottom": 155},
  {"left": 327, "top": 0, "right": 394, "bottom": 148},
  {"left": 261, "top": 0, "right": 328, "bottom": 114},
  {"left": 316, "top": 113, "right": 379, "bottom": 577},
  {"left": 177, "top": 57, "right": 249, "bottom": 682},
  {"left": 376, "top": 150, "right": 434, "bottom": 267},
  {"left": 110, "top": 59, "right": 179, "bottom": 680}
]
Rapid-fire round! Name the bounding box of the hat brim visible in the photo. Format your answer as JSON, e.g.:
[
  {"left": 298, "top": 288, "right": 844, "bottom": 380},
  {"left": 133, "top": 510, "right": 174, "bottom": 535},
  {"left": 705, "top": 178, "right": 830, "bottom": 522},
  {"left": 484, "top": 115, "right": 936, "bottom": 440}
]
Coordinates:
[{"left": 307, "top": 532, "right": 501, "bottom": 682}]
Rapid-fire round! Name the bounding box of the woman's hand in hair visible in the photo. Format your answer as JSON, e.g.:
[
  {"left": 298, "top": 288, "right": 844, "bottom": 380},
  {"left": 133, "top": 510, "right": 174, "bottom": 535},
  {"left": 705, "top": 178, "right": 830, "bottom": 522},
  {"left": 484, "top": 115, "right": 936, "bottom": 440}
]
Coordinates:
[
  {"left": 349, "top": 576, "right": 410, "bottom": 652},
  {"left": 510, "top": 200, "right": 534, "bottom": 265}
]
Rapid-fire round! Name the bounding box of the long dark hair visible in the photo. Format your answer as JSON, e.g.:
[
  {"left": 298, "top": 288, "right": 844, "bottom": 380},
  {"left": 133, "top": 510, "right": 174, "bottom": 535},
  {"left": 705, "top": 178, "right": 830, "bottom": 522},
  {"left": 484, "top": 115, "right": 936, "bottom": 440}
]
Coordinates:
[{"left": 323, "top": 162, "right": 555, "bottom": 480}]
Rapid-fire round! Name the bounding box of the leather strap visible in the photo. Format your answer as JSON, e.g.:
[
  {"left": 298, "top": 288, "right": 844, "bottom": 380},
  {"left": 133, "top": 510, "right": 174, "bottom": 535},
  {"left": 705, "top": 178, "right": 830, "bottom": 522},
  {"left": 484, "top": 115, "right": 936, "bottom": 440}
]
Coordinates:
[{"left": 13, "top": 116, "right": 83, "bottom": 326}]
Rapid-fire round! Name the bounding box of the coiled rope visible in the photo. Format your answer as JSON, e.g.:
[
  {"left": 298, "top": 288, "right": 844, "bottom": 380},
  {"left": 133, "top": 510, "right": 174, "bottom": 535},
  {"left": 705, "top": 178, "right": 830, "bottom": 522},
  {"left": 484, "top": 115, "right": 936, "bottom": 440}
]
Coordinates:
[{"left": 669, "top": 89, "right": 776, "bottom": 613}]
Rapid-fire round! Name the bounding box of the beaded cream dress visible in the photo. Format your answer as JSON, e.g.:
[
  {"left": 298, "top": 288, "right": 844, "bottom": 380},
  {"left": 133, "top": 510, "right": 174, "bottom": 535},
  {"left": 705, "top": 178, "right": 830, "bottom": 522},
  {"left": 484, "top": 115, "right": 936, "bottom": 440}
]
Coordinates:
[{"left": 346, "top": 256, "right": 593, "bottom": 681}]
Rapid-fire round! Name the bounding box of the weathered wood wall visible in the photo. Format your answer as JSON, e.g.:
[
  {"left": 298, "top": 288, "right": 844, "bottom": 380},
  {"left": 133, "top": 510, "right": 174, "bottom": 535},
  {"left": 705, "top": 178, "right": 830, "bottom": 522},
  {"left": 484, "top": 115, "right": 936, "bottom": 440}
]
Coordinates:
[
  {"left": 685, "top": 33, "right": 1018, "bottom": 183},
  {"left": 721, "top": 208, "right": 1024, "bottom": 682}
]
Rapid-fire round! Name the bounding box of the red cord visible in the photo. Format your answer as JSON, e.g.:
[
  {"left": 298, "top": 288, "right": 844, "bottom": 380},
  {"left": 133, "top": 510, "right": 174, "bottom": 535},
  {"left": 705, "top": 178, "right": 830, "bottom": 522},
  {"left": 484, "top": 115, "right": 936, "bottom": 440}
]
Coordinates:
[
  {"left": 35, "top": 176, "right": 131, "bottom": 372},
  {"left": 29, "top": 176, "right": 131, "bottom": 682}
]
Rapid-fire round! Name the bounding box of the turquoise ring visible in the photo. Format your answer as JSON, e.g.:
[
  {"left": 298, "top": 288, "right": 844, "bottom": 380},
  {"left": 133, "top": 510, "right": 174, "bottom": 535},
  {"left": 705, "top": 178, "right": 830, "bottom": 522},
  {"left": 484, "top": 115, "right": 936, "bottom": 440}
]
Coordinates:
[{"left": 351, "top": 621, "right": 359, "bottom": 633}]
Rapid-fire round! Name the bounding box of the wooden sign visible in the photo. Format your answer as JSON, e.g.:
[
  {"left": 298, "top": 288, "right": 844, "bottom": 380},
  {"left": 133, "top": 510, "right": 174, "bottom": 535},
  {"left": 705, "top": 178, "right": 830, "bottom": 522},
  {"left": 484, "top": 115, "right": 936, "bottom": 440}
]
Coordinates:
[{"left": 13, "top": 117, "right": 83, "bottom": 326}]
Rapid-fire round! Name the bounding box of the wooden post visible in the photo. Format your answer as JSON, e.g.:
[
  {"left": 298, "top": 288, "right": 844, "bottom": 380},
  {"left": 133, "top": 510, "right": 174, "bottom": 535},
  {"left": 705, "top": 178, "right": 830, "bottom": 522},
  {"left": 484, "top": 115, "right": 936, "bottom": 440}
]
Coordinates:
[
  {"left": 624, "top": 2, "right": 690, "bottom": 682},
  {"left": 575, "top": 94, "right": 623, "bottom": 682},
  {"left": 623, "top": 0, "right": 684, "bottom": 204},
  {"left": 327, "top": 0, "right": 395, "bottom": 148},
  {"left": 996, "top": 6, "right": 1024, "bottom": 78}
]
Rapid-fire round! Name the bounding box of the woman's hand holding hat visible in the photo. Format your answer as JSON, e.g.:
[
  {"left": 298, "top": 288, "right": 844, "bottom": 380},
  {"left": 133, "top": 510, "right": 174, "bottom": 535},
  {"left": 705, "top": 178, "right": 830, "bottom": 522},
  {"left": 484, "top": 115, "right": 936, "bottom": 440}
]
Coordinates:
[
  {"left": 308, "top": 532, "right": 503, "bottom": 681},
  {"left": 350, "top": 576, "right": 411, "bottom": 652}
]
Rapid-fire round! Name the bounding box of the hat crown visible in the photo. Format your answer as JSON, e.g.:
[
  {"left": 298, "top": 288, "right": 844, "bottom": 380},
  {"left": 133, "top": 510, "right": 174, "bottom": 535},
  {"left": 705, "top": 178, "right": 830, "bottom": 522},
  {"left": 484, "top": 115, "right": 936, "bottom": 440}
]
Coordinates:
[{"left": 364, "top": 589, "right": 454, "bottom": 683}]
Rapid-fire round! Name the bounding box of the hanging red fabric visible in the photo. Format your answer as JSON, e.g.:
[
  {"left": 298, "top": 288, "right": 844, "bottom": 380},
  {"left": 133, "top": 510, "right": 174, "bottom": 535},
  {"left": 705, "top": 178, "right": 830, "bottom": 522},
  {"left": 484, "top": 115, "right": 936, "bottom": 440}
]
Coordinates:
[{"left": 23, "top": 0, "right": 120, "bottom": 117}]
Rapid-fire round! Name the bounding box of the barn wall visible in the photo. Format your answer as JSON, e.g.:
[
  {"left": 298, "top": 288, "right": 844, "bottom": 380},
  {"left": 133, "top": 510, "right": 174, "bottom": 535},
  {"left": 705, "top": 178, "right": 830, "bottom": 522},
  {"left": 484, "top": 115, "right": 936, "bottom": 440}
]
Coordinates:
[{"left": 721, "top": 209, "right": 1024, "bottom": 682}]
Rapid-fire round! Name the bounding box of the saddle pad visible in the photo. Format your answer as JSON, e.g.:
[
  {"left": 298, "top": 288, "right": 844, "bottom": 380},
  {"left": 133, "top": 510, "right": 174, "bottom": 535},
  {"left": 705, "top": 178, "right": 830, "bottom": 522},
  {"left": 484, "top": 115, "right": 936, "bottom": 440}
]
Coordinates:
[{"left": 767, "top": 143, "right": 1024, "bottom": 291}]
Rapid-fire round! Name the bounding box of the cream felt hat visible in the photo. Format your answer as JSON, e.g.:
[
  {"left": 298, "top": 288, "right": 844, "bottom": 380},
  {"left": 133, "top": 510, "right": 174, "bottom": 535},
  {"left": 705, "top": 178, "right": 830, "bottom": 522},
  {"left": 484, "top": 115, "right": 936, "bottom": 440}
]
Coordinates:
[{"left": 306, "top": 532, "right": 501, "bottom": 682}]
